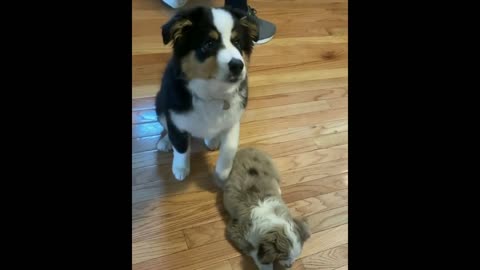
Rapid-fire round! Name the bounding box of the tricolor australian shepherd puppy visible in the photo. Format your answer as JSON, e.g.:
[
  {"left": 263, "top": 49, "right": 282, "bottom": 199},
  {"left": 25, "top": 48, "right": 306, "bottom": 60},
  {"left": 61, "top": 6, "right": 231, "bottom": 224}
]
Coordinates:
[{"left": 155, "top": 6, "right": 258, "bottom": 181}]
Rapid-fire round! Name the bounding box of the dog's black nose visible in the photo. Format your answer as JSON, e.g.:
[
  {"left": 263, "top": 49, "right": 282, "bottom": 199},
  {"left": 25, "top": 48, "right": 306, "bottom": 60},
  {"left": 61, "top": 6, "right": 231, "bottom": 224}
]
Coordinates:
[{"left": 228, "top": 59, "right": 244, "bottom": 76}]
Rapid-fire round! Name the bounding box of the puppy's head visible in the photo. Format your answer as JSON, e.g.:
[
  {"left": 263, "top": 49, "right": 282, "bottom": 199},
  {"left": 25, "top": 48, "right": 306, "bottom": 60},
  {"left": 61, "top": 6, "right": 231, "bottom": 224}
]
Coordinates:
[
  {"left": 162, "top": 6, "right": 258, "bottom": 83},
  {"left": 257, "top": 219, "right": 310, "bottom": 268}
]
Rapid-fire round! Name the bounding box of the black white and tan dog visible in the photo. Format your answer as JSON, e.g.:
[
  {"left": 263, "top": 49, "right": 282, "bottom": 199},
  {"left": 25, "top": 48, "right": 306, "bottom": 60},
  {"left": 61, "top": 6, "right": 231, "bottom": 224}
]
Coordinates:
[{"left": 155, "top": 6, "right": 258, "bottom": 181}]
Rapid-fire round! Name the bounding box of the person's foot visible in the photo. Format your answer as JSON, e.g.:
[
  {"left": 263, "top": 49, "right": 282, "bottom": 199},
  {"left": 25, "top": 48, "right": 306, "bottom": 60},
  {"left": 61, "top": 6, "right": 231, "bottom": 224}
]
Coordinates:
[
  {"left": 162, "top": 0, "right": 188, "bottom": 9},
  {"left": 247, "top": 5, "right": 276, "bottom": 44}
]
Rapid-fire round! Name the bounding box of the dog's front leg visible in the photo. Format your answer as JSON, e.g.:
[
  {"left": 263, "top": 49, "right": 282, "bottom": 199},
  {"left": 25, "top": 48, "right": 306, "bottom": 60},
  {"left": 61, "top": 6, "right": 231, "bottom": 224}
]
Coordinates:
[
  {"left": 167, "top": 117, "right": 191, "bottom": 181},
  {"left": 215, "top": 122, "right": 240, "bottom": 180},
  {"left": 204, "top": 136, "right": 220, "bottom": 151}
]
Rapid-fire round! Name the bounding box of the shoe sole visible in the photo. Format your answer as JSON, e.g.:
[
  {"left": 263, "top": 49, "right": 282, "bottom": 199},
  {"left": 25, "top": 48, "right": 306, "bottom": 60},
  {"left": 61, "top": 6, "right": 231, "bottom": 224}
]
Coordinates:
[
  {"left": 162, "top": 0, "right": 187, "bottom": 9},
  {"left": 254, "top": 35, "right": 274, "bottom": 45}
]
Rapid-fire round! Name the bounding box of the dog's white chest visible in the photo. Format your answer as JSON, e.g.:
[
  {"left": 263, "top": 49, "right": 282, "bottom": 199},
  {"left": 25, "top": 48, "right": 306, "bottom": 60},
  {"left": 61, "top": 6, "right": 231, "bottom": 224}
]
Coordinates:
[{"left": 170, "top": 79, "right": 245, "bottom": 139}]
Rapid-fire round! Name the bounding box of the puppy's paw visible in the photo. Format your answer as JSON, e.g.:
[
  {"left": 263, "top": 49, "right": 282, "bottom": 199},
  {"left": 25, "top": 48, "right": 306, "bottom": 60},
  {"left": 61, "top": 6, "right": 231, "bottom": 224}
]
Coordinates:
[
  {"left": 156, "top": 136, "right": 172, "bottom": 152},
  {"left": 172, "top": 165, "right": 190, "bottom": 181},
  {"left": 215, "top": 165, "right": 232, "bottom": 181},
  {"left": 204, "top": 137, "right": 220, "bottom": 151}
]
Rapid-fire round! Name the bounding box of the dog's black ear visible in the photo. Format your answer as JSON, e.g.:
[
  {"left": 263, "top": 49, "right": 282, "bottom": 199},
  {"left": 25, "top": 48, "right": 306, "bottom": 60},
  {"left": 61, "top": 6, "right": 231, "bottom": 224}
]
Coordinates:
[
  {"left": 293, "top": 217, "right": 311, "bottom": 242},
  {"left": 161, "top": 13, "right": 192, "bottom": 45},
  {"left": 240, "top": 16, "right": 259, "bottom": 42},
  {"left": 227, "top": 7, "right": 259, "bottom": 42}
]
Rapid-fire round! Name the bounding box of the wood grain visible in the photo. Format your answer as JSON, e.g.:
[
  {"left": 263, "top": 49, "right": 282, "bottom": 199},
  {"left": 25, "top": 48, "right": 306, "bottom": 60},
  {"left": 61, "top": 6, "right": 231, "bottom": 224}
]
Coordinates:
[
  {"left": 302, "top": 244, "right": 348, "bottom": 270},
  {"left": 197, "top": 260, "right": 234, "bottom": 270},
  {"left": 287, "top": 189, "right": 348, "bottom": 217},
  {"left": 305, "top": 206, "right": 348, "bottom": 233},
  {"left": 133, "top": 240, "right": 240, "bottom": 270},
  {"left": 132, "top": 230, "right": 188, "bottom": 264},
  {"left": 301, "top": 224, "right": 348, "bottom": 259},
  {"left": 183, "top": 219, "right": 227, "bottom": 248}
]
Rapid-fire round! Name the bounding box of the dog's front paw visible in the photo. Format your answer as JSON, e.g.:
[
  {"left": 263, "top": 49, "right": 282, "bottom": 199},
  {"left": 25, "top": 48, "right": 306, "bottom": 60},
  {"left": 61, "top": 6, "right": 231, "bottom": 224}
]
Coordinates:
[
  {"left": 215, "top": 165, "right": 232, "bottom": 181},
  {"left": 156, "top": 136, "right": 172, "bottom": 152},
  {"left": 172, "top": 165, "right": 190, "bottom": 181},
  {"left": 204, "top": 137, "right": 220, "bottom": 151}
]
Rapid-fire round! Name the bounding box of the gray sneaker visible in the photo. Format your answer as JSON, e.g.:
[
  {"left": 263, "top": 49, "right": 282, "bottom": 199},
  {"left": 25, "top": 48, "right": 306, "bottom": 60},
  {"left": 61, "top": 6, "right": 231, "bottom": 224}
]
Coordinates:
[
  {"left": 247, "top": 6, "right": 276, "bottom": 44},
  {"left": 162, "top": 0, "right": 187, "bottom": 9}
]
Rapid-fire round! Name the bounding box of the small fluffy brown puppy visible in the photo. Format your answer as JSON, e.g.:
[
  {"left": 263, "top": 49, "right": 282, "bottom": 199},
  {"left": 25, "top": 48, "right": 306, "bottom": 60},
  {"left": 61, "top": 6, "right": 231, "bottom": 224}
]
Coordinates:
[{"left": 223, "top": 148, "right": 310, "bottom": 270}]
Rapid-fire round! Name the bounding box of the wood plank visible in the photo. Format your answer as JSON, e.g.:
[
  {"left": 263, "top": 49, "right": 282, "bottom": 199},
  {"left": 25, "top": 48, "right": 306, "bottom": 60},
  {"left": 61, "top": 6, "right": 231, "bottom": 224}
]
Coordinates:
[
  {"left": 132, "top": 109, "right": 157, "bottom": 125},
  {"left": 132, "top": 230, "right": 188, "bottom": 264},
  {"left": 287, "top": 189, "right": 348, "bottom": 217},
  {"left": 280, "top": 159, "right": 348, "bottom": 187},
  {"left": 273, "top": 144, "right": 347, "bottom": 172},
  {"left": 132, "top": 97, "right": 155, "bottom": 111},
  {"left": 133, "top": 198, "right": 224, "bottom": 242},
  {"left": 282, "top": 173, "right": 348, "bottom": 204},
  {"left": 242, "top": 100, "right": 330, "bottom": 123},
  {"left": 301, "top": 224, "right": 348, "bottom": 259},
  {"left": 132, "top": 176, "right": 217, "bottom": 204},
  {"left": 248, "top": 77, "right": 347, "bottom": 99},
  {"left": 197, "top": 260, "right": 233, "bottom": 270},
  {"left": 133, "top": 240, "right": 239, "bottom": 270},
  {"left": 314, "top": 132, "right": 348, "bottom": 149},
  {"left": 247, "top": 88, "right": 347, "bottom": 110},
  {"left": 248, "top": 68, "right": 347, "bottom": 88},
  {"left": 239, "top": 107, "right": 348, "bottom": 141},
  {"left": 133, "top": 189, "right": 219, "bottom": 221},
  {"left": 183, "top": 219, "right": 226, "bottom": 249},
  {"left": 302, "top": 244, "right": 348, "bottom": 270},
  {"left": 305, "top": 206, "right": 348, "bottom": 234},
  {"left": 132, "top": 122, "right": 163, "bottom": 138}
]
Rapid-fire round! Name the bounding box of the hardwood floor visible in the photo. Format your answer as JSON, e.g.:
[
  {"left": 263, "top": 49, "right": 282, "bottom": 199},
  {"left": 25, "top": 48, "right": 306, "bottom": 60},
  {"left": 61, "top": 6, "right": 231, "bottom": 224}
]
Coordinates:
[{"left": 132, "top": 0, "right": 348, "bottom": 269}]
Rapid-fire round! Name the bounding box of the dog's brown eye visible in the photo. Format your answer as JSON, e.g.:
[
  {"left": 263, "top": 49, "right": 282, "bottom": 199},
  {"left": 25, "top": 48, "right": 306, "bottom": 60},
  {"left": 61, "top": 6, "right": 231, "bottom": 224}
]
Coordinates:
[{"left": 232, "top": 39, "right": 241, "bottom": 47}]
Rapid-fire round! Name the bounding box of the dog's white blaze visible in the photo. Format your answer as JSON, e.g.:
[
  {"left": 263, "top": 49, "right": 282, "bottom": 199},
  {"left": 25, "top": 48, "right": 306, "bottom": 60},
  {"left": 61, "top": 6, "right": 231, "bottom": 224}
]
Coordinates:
[{"left": 211, "top": 8, "right": 245, "bottom": 77}]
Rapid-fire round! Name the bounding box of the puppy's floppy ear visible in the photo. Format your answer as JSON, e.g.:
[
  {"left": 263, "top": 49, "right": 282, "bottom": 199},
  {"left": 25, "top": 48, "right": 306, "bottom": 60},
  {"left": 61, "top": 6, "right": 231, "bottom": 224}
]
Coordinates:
[
  {"left": 293, "top": 217, "right": 311, "bottom": 242},
  {"left": 228, "top": 7, "right": 259, "bottom": 42},
  {"left": 161, "top": 13, "right": 192, "bottom": 45},
  {"left": 240, "top": 16, "right": 259, "bottom": 42}
]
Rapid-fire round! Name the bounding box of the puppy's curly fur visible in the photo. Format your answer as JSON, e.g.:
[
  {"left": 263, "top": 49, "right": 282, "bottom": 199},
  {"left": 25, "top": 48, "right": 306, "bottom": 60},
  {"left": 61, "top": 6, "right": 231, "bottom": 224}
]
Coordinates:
[{"left": 222, "top": 148, "right": 310, "bottom": 270}]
